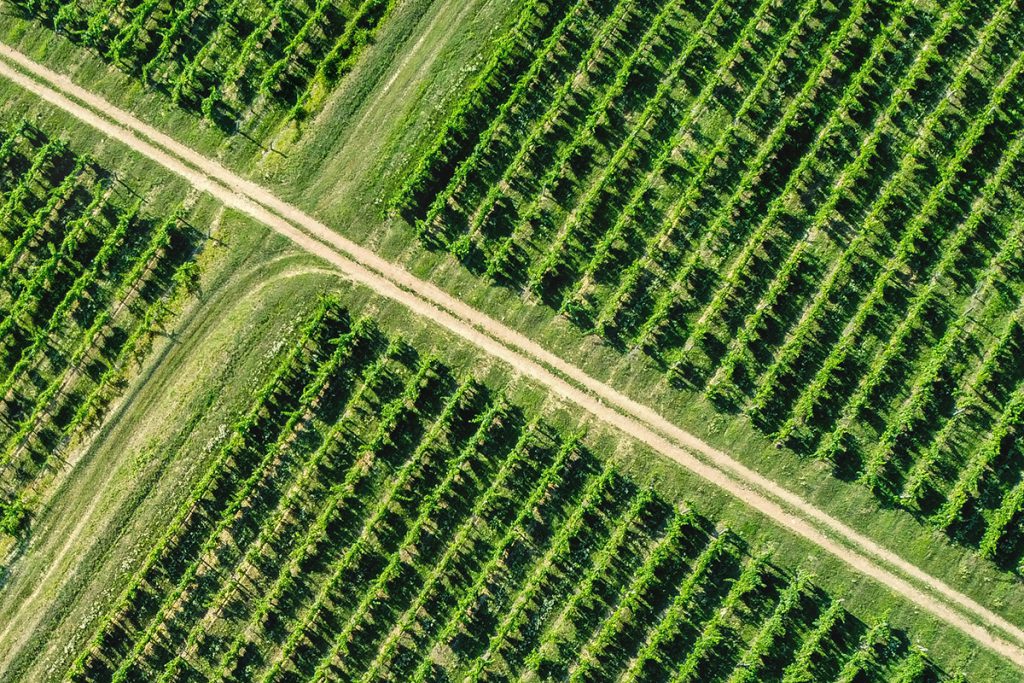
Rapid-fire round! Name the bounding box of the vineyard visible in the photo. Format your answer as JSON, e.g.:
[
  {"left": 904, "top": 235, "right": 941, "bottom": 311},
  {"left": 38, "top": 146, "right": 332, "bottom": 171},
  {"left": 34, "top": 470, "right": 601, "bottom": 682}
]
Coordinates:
[
  {"left": 9, "top": 0, "right": 398, "bottom": 129},
  {"left": 2, "top": 0, "right": 1023, "bottom": 677},
  {"left": 54, "top": 297, "right": 948, "bottom": 682},
  {"left": 0, "top": 121, "right": 199, "bottom": 538},
  {"left": 393, "top": 0, "right": 1024, "bottom": 568}
]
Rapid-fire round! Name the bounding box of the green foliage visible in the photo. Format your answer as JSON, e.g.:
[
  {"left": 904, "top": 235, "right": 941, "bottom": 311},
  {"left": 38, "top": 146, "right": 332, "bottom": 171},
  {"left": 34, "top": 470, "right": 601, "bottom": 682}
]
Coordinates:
[
  {"left": 392, "top": 0, "right": 1024, "bottom": 570},
  {"left": 0, "top": 123, "right": 202, "bottom": 554},
  {"left": 60, "top": 299, "right": 945, "bottom": 682},
  {"left": 13, "top": 0, "right": 396, "bottom": 132},
  {"left": 0, "top": 497, "right": 26, "bottom": 537}
]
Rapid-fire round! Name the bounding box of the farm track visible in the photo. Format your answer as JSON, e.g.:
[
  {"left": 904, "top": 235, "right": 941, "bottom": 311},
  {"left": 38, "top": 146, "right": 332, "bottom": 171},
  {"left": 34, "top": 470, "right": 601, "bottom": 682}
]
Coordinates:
[{"left": 0, "top": 41, "right": 1023, "bottom": 671}]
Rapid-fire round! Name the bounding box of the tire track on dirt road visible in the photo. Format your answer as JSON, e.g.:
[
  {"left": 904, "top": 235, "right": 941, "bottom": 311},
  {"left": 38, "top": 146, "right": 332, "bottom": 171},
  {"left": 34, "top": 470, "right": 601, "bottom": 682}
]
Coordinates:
[{"left": 1, "top": 42, "right": 1022, "bottom": 669}]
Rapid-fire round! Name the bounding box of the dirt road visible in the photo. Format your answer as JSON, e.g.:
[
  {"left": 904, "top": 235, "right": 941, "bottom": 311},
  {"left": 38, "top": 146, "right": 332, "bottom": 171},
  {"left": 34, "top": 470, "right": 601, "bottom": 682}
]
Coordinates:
[{"left": 1, "top": 43, "right": 1022, "bottom": 668}]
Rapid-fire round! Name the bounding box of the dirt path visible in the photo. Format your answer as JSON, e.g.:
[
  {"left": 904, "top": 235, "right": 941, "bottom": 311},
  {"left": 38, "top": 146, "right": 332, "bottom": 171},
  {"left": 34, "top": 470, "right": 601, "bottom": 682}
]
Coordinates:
[{"left": 1, "top": 43, "right": 1022, "bottom": 669}]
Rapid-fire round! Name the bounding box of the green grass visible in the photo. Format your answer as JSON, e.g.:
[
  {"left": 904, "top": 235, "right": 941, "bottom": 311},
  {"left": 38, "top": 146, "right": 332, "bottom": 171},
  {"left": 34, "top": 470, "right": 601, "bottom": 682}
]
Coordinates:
[
  {"left": 0, "top": 167, "right": 1010, "bottom": 678},
  {"left": 0, "top": 0, "right": 1022, "bottom": 679},
  {"left": 385, "top": 0, "right": 1024, "bottom": 568},
  {"left": 0, "top": 122, "right": 209, "bottom": 557},
  {"left": 0, "top": 203, "right": 335, "bottom": 679},
  {"left": 54, "top": 289, "right": 953, "bottom": 682}
]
